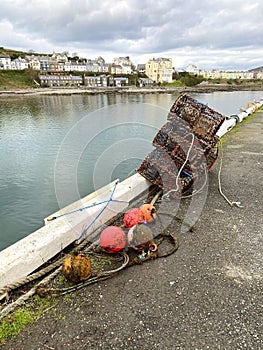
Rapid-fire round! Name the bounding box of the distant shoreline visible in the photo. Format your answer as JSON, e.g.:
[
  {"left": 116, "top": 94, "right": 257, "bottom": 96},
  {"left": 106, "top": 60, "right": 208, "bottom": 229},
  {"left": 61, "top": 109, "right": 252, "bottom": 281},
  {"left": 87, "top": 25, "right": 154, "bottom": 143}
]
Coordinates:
[{"left": 0, "top": 84, "right": 263, "bottom": 97}]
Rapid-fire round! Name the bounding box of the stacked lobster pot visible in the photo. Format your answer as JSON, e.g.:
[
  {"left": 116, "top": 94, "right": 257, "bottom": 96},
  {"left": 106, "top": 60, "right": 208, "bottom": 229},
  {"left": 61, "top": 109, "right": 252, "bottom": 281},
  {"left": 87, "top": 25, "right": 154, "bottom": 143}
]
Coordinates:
[{"left": 137, "top": 94, "right": 226, "bottom": 197}]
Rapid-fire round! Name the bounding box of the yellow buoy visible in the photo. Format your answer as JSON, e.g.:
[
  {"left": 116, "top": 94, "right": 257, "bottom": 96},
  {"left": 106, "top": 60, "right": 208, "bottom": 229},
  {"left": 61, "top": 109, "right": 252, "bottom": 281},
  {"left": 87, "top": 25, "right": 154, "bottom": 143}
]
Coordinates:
[{"left": 62, "top": 252, "right": 91, "bottom": 283}]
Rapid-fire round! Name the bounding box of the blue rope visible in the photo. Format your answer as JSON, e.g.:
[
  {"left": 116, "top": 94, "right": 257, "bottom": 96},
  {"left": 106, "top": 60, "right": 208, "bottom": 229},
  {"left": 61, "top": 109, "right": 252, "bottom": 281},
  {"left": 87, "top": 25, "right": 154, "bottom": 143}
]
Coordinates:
[
  {"left": 47, "top": 181, "right": 127, "bottom": 221},
  {"left": 76, "top": 181, "right": 129, "bottom": 242}
]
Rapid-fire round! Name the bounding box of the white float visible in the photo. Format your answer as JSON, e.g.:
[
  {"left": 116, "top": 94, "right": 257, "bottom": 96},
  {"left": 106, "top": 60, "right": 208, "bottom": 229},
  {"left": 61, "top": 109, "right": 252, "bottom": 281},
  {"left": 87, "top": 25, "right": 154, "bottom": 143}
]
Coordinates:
[{"left": 216, "top": 99, "right": 263, "bottom": 138}]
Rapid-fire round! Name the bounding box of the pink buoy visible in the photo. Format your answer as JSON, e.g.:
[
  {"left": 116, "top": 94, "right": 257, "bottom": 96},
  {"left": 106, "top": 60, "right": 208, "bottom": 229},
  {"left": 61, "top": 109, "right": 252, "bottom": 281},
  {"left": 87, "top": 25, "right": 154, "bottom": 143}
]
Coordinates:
[
  {"left": 123, "top": 208, "right": 145, "bottom": 229},
  {"left": 100, "top": 226, "right": 126, "bottom": 253}
]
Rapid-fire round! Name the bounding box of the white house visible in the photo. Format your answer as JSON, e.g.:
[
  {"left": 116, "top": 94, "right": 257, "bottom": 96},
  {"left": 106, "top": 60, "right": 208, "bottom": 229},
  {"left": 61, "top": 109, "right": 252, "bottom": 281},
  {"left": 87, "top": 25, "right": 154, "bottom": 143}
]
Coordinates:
[
  {"left": 121, "top": 64, "right": 132, "bottom": 74},
  {"left": 26, "top": 55, "right": 41, "bottom": 70},
  {"left": 51, "top": 52, "right": 68, "bottom": 63},
  {"left": 110, "top": 64, "right": 123, "bottom": 75},
  {"left": 86, "top": 60, "right": 100, "bottom": 72},
  {"left": 0, "top": 55, "right": 11, "bottom": 69},
  {"left": 113, "top": 56, "right": 133, "bottom": 74},
  {"left": 114, "top": 77, "right": 129, "bottom": 86},
  {"left": 39, "top": 74, "right": 83, "bottom": 87},
  {"left": 11, "top": 57, "right": 29, "bottom": 70},
  {"left": 64, "top": 61, "right": 86, "bottom": 72},
  {"left": 186, "top": 64, "right": 199, "bottom": 75}
]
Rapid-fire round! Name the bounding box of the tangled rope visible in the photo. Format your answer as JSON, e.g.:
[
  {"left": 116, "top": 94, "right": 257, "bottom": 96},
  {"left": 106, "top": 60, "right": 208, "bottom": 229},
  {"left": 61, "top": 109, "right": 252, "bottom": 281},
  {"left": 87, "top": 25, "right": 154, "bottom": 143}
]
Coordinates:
[
  {"left": 0, "top": 268, "right": 62, "bottom": 321},
  {"left": 0, "top": 229, "right": 178, "bottom": 321},
  {"left": 0, "top": 187, "right": 176, "bottom": 320},
  {"left": 0, "top": 187, "right": 160, "bottom": 299},
  {"left": 163, "top": 133, "right": 195, "bottom": 199},
  {"left": 127, "top": 232, "right": 179, "bottom": 267},
  {"left": 35, "top": 251, "right": 130, "bottom": 298},
  {"left": 34, "top": 232, "right": 178, "bottom": 297}
]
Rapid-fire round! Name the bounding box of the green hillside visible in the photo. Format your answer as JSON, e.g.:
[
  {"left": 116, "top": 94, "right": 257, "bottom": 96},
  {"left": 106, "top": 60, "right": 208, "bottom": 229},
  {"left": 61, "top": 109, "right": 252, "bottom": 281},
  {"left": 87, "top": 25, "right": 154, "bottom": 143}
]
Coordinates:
[
  {"left": 0, "top": 47, "right": 43, "bottom": 89},
  {"left": 0, "top": 70, "right": 39, "bottom": 90},
  {"left": 0, "top": 47, "right": 47, "bottom": 59}
]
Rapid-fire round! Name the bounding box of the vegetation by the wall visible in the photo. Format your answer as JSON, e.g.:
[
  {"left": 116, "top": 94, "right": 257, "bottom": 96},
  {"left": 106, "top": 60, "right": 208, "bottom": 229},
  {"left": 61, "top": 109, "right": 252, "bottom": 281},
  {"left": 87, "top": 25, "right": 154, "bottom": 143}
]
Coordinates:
[
  {"left": 177, "top": 72, "right": 206, "bottom": 86},
  {"left": 164, "top": 72, "right": 205, "bottom": 87},
  {"left": 0, "top": 296, "right": 54, "bottom": 344},
  {"left": 0, "top": 69, "right": 39, "bottom": 89}
]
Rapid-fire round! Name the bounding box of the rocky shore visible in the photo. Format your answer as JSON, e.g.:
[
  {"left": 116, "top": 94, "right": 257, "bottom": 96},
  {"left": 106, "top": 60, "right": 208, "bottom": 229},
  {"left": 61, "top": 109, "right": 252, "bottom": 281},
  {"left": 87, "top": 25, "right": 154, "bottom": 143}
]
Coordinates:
[{"left": 0, "top": 83, "right": 262, "bottom": 97}]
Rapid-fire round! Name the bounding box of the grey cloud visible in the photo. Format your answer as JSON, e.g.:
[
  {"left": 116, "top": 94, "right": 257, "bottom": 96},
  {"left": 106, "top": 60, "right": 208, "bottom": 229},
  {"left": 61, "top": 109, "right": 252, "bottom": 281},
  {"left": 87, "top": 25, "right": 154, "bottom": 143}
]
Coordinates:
[{"left": 0, "top": 0, "right": 262, "bottom": 70}]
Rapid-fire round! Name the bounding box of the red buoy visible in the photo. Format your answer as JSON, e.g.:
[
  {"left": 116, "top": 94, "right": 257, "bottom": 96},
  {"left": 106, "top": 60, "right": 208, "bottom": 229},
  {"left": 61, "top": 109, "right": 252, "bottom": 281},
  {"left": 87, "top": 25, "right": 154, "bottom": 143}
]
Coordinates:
[
  {"left": 100, "top": 226, "right": 126, "bottom": 253},
  {"left": 123, "top": 208, "right": 145, "bottom": 229}
]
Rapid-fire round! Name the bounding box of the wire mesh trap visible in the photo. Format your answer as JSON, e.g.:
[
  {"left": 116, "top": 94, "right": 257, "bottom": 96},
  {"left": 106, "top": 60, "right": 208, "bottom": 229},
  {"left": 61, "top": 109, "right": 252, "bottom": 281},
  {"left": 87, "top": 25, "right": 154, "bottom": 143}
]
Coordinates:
[{"left": 137, "top": 93, "right": 226, "bottom": 197}]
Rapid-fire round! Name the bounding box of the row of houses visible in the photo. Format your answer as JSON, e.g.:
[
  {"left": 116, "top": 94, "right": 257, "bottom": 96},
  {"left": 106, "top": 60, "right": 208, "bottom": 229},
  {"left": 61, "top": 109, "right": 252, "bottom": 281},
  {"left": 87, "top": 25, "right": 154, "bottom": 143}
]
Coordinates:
[
  {"left": 39, "top": 74, "right": 155, "bottom": 88},
  {"left": 2, "top": 49, "right": 263, "bottom": 84},
  {"left": 0, "top": 53, "right": 134, "bottom": 74},
  {"left": 0, "top": 52, "right": 174, "bottom": 84},
  {"left": 186, "top": 64, "right": 263, "bottom": 80}
]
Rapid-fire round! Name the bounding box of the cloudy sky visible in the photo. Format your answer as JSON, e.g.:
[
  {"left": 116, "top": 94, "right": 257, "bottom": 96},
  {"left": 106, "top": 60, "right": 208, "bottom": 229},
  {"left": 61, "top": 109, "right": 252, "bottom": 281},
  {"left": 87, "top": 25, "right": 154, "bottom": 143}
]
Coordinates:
[{"left": 1, "top": 0, "right": 262, "bottom": 71}]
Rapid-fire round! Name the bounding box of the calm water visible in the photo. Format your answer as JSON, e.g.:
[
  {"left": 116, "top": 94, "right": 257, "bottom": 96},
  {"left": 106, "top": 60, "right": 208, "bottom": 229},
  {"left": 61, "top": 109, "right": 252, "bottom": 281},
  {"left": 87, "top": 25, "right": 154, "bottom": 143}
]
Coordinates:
[{"left": 0, "top": 90, "right": 262, "bottom": 251}]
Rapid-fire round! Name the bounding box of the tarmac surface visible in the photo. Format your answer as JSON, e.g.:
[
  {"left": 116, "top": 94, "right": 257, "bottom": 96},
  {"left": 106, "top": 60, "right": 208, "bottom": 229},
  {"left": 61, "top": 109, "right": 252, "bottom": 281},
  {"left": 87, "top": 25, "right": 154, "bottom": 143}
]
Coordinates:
[{"left": 2, "top": 109, "right": 263, "bottom": 349}]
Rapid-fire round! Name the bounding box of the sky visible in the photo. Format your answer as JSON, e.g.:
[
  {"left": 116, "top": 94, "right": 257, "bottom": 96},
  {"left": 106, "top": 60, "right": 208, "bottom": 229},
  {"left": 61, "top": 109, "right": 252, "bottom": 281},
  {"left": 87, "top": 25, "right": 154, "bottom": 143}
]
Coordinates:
[{"left": 1, "top": 0, "right": 262, "bottom": 71}]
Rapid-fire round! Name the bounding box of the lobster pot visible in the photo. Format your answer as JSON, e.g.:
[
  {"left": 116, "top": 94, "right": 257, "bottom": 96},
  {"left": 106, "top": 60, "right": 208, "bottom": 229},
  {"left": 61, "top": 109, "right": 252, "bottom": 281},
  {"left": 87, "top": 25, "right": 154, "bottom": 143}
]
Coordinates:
[
  {"left": 137, "top": 94, "right": 225, "bottom": 197},
  {"left": 137, "top": 147, "right": 203, "bottom": 196},
  {"left": 168, "top": 93, "right": 226, "bottom": 142},
  {"left": 153, "top": 119, "right": 218, "bottom": 159}
]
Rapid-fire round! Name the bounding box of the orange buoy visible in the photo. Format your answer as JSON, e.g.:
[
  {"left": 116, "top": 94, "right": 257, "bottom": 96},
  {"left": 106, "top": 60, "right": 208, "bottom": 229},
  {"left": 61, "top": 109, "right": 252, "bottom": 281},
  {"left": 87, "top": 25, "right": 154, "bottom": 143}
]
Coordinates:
[
  {"left": 139, "top": 204, "right": 156, "bottom": 222},
  {"left": 123, "top": 208, "right": 145, "bottom": 228},
  {"left": 100, "top": 226, "right": 126, "bottom": 253}
]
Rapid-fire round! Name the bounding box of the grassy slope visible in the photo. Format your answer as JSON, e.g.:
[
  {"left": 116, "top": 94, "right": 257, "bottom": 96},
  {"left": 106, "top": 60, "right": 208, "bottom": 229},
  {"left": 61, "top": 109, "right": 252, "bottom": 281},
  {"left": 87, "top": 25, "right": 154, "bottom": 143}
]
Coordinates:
[
  {"left": 0, "top": 47, "right": 47, "bottom": 58},
  {"left": 0, "top": 70, "right": 38, "bottom": 90},
  {"left": 0, "top": 47, "right": 45, "bottom": 89}
]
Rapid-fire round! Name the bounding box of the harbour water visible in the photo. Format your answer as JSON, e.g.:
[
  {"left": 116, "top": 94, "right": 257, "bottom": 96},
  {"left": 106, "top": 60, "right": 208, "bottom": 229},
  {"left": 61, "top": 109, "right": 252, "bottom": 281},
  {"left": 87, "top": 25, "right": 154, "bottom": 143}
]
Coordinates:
[{"left": 0, "top": 90, "right": 262, "bottom": 251}]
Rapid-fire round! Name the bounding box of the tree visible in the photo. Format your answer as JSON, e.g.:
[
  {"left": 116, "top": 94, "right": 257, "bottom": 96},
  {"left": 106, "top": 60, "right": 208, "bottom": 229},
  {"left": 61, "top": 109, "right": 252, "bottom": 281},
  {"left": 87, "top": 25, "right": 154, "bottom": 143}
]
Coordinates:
[{"left": 178, "top": 72, "right": 205, "bottom": 86}]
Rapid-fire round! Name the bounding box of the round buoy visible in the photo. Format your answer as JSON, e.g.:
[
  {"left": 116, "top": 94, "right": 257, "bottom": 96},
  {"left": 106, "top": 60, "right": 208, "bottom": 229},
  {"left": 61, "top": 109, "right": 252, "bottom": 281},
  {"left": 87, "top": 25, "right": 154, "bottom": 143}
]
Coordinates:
[
  {"left": 62, "top": 253, "right": 91, "bottom": 283},
  {"left": 100, "top": 226, "right": 126, "bottom": 253},
  {"left": 127, "top": 223, "right": 154, "bottom": 248},
  {"left": 140, "top": 204, "right": 156, "bottom": 222},
  {"left": 123, "top": 208, "right": 145, "bottom": 228}
]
